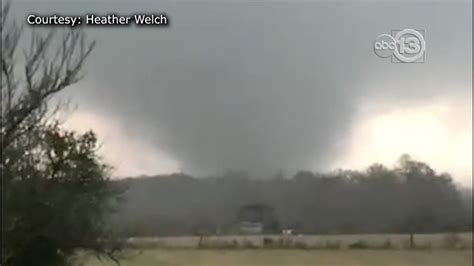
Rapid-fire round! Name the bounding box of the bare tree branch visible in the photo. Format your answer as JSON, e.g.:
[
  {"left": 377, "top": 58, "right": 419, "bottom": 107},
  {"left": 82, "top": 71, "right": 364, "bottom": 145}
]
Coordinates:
[{"left": 1, "top": 7, "right": 96, "bottom": 151}]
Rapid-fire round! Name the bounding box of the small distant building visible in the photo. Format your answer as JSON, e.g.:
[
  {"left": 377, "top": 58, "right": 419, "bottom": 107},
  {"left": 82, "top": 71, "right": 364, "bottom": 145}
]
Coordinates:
[
  {"left": 236, "top": 203, "right": 280, "bottom": 235},
  {"left": 239, "top": 221, "right": 263, "bottom": 235}
]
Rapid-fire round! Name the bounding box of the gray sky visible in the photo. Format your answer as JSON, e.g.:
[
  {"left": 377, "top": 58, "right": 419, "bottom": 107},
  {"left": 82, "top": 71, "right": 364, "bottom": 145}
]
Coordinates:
[{"left": 12, "top": 1, "right": 472, "bottom": 186}]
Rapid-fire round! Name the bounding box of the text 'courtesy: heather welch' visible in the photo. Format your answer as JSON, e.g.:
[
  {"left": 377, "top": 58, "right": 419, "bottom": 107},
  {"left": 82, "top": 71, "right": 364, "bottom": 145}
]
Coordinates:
[{"left": 26, "top": 13, "right": 169, "bottom": 27}]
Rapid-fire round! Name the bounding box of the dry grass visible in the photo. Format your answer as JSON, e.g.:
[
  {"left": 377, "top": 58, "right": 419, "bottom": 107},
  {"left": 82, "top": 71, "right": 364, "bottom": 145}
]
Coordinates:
[
  {"left": 79, "top": 249, "right": 472, "bottom": 266},
  {"left": 75, "top": 233, "right": 473, "bottom": 266}
]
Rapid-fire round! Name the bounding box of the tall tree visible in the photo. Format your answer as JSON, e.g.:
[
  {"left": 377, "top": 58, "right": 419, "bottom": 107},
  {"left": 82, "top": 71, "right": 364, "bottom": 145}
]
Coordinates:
[{"left": 2, "top": 3, "right": 123, "bottom": 266}]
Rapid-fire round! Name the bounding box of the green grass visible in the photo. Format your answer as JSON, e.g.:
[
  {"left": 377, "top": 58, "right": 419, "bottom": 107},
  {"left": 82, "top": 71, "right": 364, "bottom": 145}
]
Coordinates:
[{"left": 80, "top": 249, "right": 472, "bottom": 266}]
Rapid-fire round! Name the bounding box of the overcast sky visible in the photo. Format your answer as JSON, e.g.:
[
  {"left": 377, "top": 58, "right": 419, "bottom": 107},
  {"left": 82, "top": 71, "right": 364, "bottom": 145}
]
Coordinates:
[{"left": 12, "top": 0, "right": 472, "bottom": 186}]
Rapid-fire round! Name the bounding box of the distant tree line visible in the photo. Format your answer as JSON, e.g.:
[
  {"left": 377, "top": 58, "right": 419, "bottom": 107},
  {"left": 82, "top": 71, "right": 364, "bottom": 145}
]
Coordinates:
[{"left": 112, "top": 155, "right": 472, "bottom": 237}]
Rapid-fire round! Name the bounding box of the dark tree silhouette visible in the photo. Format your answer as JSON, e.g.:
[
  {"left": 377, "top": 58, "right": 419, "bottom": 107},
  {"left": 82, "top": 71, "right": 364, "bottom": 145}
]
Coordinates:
[{"left": 2, "top": 3, "right": 123, "bottom": 266}]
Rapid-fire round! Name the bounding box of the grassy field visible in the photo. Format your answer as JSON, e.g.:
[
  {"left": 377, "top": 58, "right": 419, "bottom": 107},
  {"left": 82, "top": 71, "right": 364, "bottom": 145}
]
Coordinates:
[
  {"left": 80, "top": 249, "right": 472, "bottom": 266},
  {"left": 77, "top": 233, "right": 472, "bottom": 266}
]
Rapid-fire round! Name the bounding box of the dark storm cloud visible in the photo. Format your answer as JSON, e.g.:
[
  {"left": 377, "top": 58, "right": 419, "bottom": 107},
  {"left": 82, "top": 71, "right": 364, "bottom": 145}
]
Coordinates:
[{"left": 13, "top": 1, "right": 472, "bottom": 175}]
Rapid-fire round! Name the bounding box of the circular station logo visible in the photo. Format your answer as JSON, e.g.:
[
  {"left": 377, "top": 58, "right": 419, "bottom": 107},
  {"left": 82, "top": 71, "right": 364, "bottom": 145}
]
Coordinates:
[{"left": 374, "top": 29, "right": 426, "bottom": 63}]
